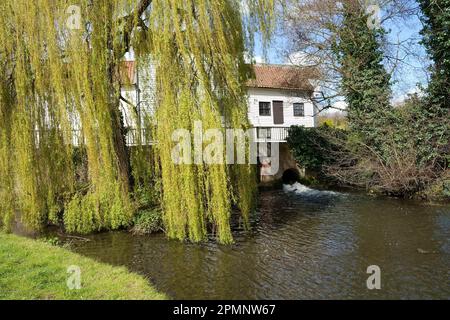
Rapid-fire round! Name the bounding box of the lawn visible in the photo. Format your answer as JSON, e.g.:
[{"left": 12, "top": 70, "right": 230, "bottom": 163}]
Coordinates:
[{"left": 0, "top": 233, "right": 166, "bottom": 300}]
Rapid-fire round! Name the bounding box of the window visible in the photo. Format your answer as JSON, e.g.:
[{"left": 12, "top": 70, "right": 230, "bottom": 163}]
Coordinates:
[
  {"left": 257, "top": 128, "right": 271, "bottom": 140},
  {"left": 258, "top": 142, "right": 272, "bottom": 158},
  {"left": 293, "top": 103, "right": 305, "bottom": 117},
  {"left": 259, "top": 102, "right": 271, "bottom": 116}
]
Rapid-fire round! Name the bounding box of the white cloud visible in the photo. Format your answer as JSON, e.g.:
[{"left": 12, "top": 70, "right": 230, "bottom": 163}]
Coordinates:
[
  {"left": 333, "top": 100, "right": 348, "bottom": 110},
  {"left": 254, "top": 56, "right": 265, "bottom": 64},
  {"left": 285, "top": 51, "right": 318, "bottom": 67},
  {"left": 392, "top": 86, "right": 424, "bottom": 106}
]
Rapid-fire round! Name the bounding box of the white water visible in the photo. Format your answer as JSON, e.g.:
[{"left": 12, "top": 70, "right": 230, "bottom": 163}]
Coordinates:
[{"left": 283, "top": 182, "right": 338, "bottom": 197}]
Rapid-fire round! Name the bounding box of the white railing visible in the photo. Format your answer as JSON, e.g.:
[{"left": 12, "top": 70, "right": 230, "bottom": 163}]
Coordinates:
[
  {"left": 34, "top": 128, "right": 155, "bottom": 147},
  {"left": 254, "top": 127, "right": 291, "bottom": 143},
  {"left": 33, "top": 126, "right": 291, "bottom": 148},
  {"left": 125, "top": 128, "right": 154, "bottom": 146}
]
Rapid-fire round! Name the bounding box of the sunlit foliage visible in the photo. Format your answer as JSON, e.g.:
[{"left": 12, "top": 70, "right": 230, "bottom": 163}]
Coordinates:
[{"left": 0, "top": 0, "right": 273, "bottom": 243}]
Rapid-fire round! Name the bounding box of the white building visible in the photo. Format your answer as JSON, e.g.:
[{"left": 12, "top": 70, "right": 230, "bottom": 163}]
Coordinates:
[
  {"left": 246, "top": 64, "right": 319, "bottom": 143},
  {"left": 120, "top": 61, "right": 319, "bottom": 145}
]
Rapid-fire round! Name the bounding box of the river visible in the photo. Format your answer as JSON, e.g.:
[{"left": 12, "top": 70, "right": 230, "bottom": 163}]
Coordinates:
[{"left": 70, "top": 183, "right": 450, "bottom": 299}]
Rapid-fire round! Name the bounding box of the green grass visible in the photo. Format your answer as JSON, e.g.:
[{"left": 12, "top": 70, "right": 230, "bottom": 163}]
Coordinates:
[{"left": 0, "top": 233, "right": 167, "bottom": 300}]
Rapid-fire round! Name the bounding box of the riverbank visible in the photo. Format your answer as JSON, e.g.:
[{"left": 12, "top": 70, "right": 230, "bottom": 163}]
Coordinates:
[{"left": 0, "top": 233, "right": 166, "bottom": 300}]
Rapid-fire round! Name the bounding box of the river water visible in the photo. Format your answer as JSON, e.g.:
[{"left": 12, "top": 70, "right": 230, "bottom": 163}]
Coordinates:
[{"left": 70, "top": 183, "right": 450, "bottom": 299}]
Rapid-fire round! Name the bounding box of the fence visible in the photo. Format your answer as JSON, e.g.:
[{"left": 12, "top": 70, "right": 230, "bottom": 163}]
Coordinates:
[{"left": 33, "top": 126, "right": 292, "bottom": 147}]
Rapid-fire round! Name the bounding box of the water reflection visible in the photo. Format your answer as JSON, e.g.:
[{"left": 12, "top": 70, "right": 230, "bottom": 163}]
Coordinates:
[{"left": 71, "top": 189, "right": 450, "bottom": 299}]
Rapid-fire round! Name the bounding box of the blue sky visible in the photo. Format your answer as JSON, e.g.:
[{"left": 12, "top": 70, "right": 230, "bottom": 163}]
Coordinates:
[{"left": 253, "top": 1, "right": 430, "bottom": 106}]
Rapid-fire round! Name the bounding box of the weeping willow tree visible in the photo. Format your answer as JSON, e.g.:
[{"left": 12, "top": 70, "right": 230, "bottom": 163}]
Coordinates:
[{"left": 0, "top": 0, "right": 273, "bottom": 243}]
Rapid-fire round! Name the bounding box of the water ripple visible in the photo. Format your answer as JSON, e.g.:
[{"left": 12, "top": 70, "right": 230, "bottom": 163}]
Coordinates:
[{"left": 71, "top": 188, "right": 450, "bottom": 300}]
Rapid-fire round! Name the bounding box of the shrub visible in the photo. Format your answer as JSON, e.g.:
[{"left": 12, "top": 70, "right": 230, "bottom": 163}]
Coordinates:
[
  {"left": 287, "top": 121, "right": 447, "bottom": 199},
  {"left": 131, "top": 208, "right": 163, "bottom": 235},
  {"left": 287, "top": 124, "right": 347, "bottom": 173},
  {"left": 38, "top": 236, "right": 61, "bottom": 246},
  {"left": 325, "top": 140, "right": 437, "bottom": 197},
  {"left": 133, "top": 185, "right": 160, "bottom": 209},
  {"left": 420, "top": 171, "right": 450, "bottom": 201}
]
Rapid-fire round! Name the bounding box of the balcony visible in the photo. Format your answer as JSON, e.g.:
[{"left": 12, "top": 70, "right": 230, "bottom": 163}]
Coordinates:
[
  {"left": 125, "top": 128, "right": 154, "bottom": 146},
  {"left": 254, "top": 127, "right": 291, "bottom": 143},
  {"left": 33, "top": 126, "right": 292, "bottom": 148}
]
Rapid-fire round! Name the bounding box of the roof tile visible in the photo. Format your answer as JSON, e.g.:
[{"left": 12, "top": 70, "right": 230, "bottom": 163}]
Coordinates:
[
  {"left": 120, "top": 62, "right": 318, "bottom": 91},
  {"left": 247, "top": 64, "right": 318, "bottom": 91}
]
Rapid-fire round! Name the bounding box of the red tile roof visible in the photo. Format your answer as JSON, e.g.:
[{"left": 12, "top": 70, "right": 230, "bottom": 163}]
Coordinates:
[
  {"left": 120, "top": 61, "right": 136, "bottom": 85},
  {"left": 247, "top": 64, "right": 318, "bottom": 91},
  {"left": 120, "top": 62, "right": 318, "bottom": 91}
]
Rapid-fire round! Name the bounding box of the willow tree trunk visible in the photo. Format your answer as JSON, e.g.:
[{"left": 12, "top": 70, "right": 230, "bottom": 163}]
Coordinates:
[{"left": 110, "top": 99, "right": 131, "bottom": 192}]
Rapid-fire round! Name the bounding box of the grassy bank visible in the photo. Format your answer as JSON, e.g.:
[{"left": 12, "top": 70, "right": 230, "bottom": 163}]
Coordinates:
[{"left": 0, "top": 233, "right": 166, "bottom": 300}]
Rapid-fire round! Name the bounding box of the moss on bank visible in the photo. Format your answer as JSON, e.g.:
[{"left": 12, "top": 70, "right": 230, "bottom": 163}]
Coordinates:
[
  {"left": 418, "top": 172, "right": 450, "bottom": 202},
  {"left": 0, "top": 233, "right": 166, "bottom": 300}
]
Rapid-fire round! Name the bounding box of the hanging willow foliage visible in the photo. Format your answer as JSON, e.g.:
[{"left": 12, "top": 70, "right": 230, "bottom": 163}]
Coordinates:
[{"left": 0, "top": 0, "right": 273, "bottom": 243}]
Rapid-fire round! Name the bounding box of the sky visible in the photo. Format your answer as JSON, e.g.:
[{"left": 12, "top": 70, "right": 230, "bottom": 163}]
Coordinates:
[
  {"left": 253, "top": 0, "right": 430, "bottom": 109},
  {"left": 126, "top": 1, "right": 429, "bottom": 111}
]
